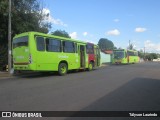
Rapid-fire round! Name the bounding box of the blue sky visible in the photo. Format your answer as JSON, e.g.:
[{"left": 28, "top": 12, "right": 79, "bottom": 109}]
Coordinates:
[{"left": 40, "top": 0, "right": 160, "bottom": 53}]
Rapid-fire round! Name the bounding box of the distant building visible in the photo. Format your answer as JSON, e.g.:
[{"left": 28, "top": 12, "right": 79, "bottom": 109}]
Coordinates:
[
  {"left": 153, "top": 58, "right": 160, "bottom": 61},
  {"left": 100, "top": 50, "right": 113, "bottom": 64}
]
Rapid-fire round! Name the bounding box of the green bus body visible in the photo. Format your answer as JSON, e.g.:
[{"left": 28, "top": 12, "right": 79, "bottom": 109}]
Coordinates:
[
  {"left": 12, "top": 32, "right": 100, "bottom": 75},
  {"left": 112, "top": 49, "right": 139, "bottom": 64}
]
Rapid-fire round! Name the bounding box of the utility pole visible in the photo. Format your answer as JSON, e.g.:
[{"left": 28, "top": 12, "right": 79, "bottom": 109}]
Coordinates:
[
  {"left": 144, "top": 47, "right": 145, "bottom": 60},
  {"left": 8, "top": 0, "right": 12, "bottom": 74},
  {"left": 128, "top": 40, "right": 131, "bottom": 50}
]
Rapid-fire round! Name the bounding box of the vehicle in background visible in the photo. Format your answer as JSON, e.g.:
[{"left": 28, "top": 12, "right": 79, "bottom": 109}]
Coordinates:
[
  {"left": 12, "top": 32, "right": 100, "bottom": 75},
  {"left": 112, "top": 49, "right": 139, "bottom": 64}
]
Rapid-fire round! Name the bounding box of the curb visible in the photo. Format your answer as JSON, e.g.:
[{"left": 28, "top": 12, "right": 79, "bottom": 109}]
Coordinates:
[{"left": 100, "top": 63, "right": 111, "bottom": 67}]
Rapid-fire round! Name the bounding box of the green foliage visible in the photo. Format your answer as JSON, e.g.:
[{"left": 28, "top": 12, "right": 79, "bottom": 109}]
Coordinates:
[
  {"left": 138, "top": 52, "right": 144, "bottom": 58},
  {"left": 11, "top": 0, "right": 51, "bottom": 35},
  {"left": 138, "top": 49, "right": 144, "bottom": 58},
  {"left": 51, "top": 30, "right": 71, "bottom": 38},
  {"left": 0, "top": 0, "right": 51, "bottom": 69},
  {"left": 157, "top": 54, "right": 160, "bottom": 58},
  {"left": 145, "top": 53, "right": 158, "bottom": 61},
  {"left": 0, "top": 45, "right": 8, "bottom": 70},
  {"left": 98, "top": 38, "right": 114, "bottom": 50},
  {"left": 128, "top": 43, "right": 134, "bottom": 50},
  {"left": 114, "top": 46, "right": 117, "bottom": 49}
]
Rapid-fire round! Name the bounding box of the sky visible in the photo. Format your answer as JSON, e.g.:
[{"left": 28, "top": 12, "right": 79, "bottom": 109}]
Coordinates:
[{"left": 40, "top": 0, "right": 160, "bottom": 53}]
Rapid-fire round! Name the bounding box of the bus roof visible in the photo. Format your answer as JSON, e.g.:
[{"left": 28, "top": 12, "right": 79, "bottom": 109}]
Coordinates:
[
  {"left": 113, "top": 49, "right": 137, "bottom": 52},
  {"left": 113, "top": 49, "right": 125, "bottom": 51},
  {"left": 13, "top": 31, "right": 94, "bottom": 45}
]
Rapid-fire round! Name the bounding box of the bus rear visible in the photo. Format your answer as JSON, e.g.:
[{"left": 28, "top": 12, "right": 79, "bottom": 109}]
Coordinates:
[
  {"left": 12, "top": 32, "right": 35, "bottom": 71},
  {"left": 12, "top": 32, "right": 101, "bottom": 75}
]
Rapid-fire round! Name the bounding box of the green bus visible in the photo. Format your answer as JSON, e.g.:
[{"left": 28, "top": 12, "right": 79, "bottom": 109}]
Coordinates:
[
  {"left": 12, "top": 32, "right": 100, "bottom": 75},
  {"left": 112, "top": 49, "right": 139, "bottom": 64}
]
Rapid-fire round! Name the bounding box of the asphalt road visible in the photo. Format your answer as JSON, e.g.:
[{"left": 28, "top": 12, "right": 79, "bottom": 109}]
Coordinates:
[{"left": 0, "top": 62, "right": 160, "bottom": 120}]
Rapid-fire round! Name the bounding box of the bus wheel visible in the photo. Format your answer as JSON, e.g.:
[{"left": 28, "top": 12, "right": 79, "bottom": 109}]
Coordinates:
[
  {"left": 58, "top": 63, "right": 68, "bottom": 76},
  {"left": 88, "top": 62, "right": 93, "bottom": 71}
]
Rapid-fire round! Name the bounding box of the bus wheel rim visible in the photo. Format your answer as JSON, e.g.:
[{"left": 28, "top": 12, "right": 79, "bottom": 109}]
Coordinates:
[
  {"left": 89, "top": 63, "right": 92, "bottom": 70},
  {"left": 61, "top": 66, "right": 66, "bottom": 73}
]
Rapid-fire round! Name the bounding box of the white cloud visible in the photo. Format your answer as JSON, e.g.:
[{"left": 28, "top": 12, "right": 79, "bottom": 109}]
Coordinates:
[
  {"left": 135, "top": 27, "right": 147, "bottom": 32},
  {"left": 83, "top": 32, "right": 88, "bottom": 36},
  {"left": 42, "top": 8, "right": 67, "bottom": 27},
  {"left": 69, "top": 32, "right": 96, "bottom": 43},
  {"left": 42, "top": 8, "right": 50, "bottom": 15},
  {"left": 144, "top": 40, "right": 160, "bottom": 53},
  {"left": 84, "top": 39, "right": 95, "bottom": 44},
  {"left": 106, "top": 29, "right": 120, "bottom": 36},
  {"left": 69, "top": 32, "right": 77, "bottom": 39},
  {"left": 114, "top": 19, "right": 120, "bottom": 22}
]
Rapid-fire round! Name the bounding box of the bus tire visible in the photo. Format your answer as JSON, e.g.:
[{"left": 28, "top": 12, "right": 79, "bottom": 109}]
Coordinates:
[
  {"left": 88, "top": 62, "right": 93, "bottom": 71},
  {"left": 58, "top": 63, "right": 68, "bottom": 76}
]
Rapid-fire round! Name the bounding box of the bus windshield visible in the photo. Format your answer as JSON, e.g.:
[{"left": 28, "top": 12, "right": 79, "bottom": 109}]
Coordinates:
[
  {"left": 13, "top": 36, "right": 28, "bottom": 49},
  {"left": 114, "top": 51, "right": 124, "bottom": 59}
]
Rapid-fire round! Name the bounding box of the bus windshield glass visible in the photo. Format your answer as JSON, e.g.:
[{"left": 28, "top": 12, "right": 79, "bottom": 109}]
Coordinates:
[
  {"left": 13, "top": 36, "right": 28, "bottom": 49},
  {"left": 114, "top": 51, "right": 124, "bottom": 59}
]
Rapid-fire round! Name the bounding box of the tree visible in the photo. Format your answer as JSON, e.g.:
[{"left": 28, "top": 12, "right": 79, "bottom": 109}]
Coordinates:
[
  {"left": 51, "top": 30, "right": 71, "bottom": 38},
  {"left": 0, "top": 0, "right": 51, "bottom": 43},
  {"left": 0, "top": 0, "right": 51, "bottom": 70},
  {"left": 0, "top": 45, "right": 8, "bottom": 70},
  {"left": 150, "top": 53, "right": 158, "bottom": 59},
  {"left": 138, "top": 49, "right": 144, "bottom": 58},
  {"left": 145, "top": 53, "right": 158, "bottom": 61},
  {"left": 114, "top": 46, "right": 117, "bottom": 49},
  {"left": 128, "top": 43, "right": 134, "bottom": 50},
  {"left": 12, "top": 0, "right": 51, "bottom": 35},
  {"left": 98, "top": 38, "right": 114, "bottom": 51}
]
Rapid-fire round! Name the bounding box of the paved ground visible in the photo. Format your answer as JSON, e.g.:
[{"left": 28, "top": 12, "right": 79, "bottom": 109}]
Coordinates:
[
  {"left": 0, "top": 63, "right": 109, "bottom": 78},
  {"left": 0, "top": 71, "right": 11, "bottom": 77},
  {"left": 0, "top": 62, "right": 160, "bottom": 120}
]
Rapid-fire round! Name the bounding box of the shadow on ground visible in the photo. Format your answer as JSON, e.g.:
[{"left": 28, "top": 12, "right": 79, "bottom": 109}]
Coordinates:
[
  {"left": 64, "top": 77, "right": 160, "bottom": 120},
  {"left": 10, "top": 68, "right": 99, "bottom": 79}
]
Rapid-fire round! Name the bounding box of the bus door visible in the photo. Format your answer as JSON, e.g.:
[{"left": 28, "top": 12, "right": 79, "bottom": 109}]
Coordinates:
[
  {"left": 79, "top": 45, "right": 85, "bottom": 68},
  {"left": 94, "top": 47, "right": 100, "bottom": 67},
  {"left": 125, "top": 51, "right": 129, "bottom": 63}
]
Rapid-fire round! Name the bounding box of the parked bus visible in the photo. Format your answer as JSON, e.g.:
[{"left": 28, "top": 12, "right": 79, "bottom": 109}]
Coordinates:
[
  {"left": 112, "top": 49, "right": 139, "bottom": 64},
  {"left": 12, "top": 32, "right": 100, "bottom": 75}
]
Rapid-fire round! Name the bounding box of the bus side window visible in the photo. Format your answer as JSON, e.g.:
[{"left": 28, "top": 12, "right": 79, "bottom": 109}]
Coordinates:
[
  {"left": 75, "top": 43, "right": 77, "bottom": 53},
  {"left": 135, "top": 52, "right": 138, "bottom": 56},
  {"left": 46, "top": 38, "right": 61, "bottom": 52},
  {"left": 125, "top": 52, "right": 127, "bottom": 58},
  {"left": 86, "top": 44, "right": 94, "bottom": 54},
  {"left": 36, "top": 37, "right": 45, "bottom": 51},
  {"left": 127, "top": 51, "right": 130, "bottom": 56},
  {"left": 63, "top": 41, "right": 75, "bottom": 53}
]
